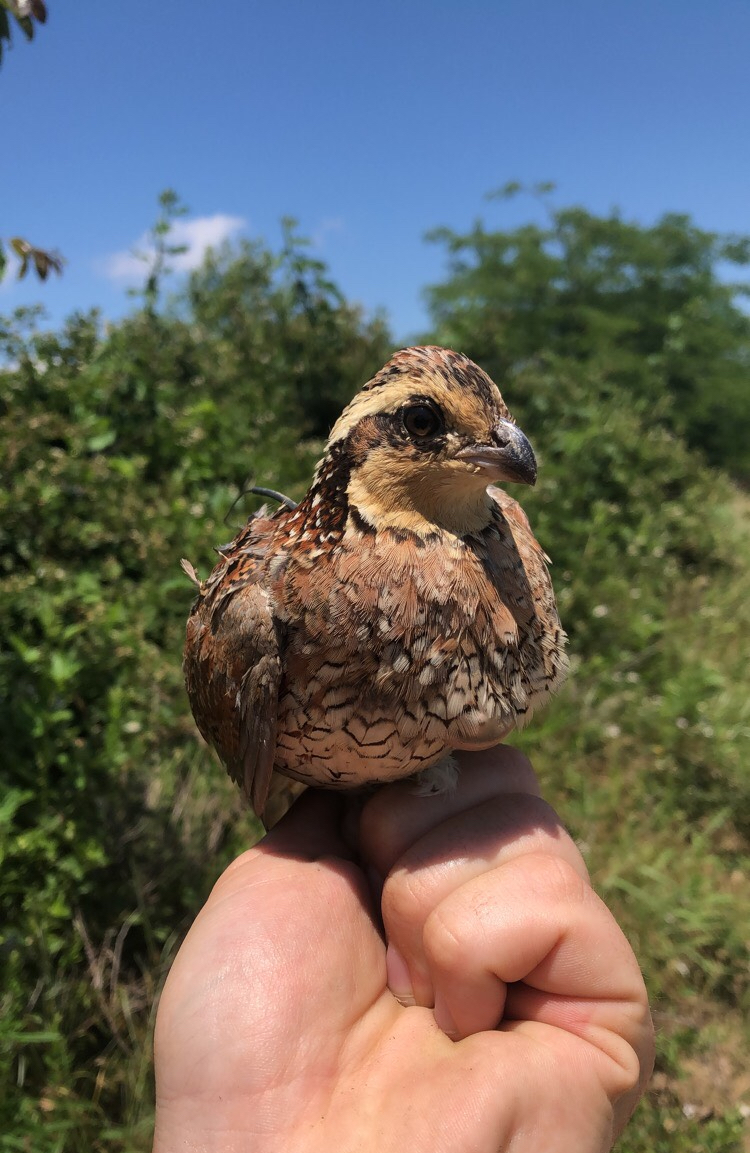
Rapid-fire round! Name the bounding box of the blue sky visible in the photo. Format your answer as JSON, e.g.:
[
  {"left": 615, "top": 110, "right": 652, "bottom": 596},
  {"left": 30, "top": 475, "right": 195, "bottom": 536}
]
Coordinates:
[{"left": 3, "top": 0, "right": 749, "bottom": 339}]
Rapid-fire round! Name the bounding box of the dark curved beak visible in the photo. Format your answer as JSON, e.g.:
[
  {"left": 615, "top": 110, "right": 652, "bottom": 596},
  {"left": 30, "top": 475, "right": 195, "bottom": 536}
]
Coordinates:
[{"left": 455, "top": 419, "right": 537, "bottom": 486}]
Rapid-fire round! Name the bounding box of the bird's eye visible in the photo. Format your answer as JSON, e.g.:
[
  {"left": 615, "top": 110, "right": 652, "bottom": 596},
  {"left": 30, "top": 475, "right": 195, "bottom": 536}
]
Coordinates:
[{"left": 402, "top": 403, "right": 442, "bottom": 440}]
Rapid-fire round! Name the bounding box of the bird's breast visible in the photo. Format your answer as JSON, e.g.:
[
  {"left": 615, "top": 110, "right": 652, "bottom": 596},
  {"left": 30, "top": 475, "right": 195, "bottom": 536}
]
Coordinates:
[{"left": 267, "top": 523, "right": 537, "bottom": 785}]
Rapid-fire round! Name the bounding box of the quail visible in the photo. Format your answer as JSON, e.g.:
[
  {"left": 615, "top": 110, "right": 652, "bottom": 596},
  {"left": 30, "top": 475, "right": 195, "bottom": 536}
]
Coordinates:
[{"left": 183, "top": 346, "right": 568, "bottom": 820}]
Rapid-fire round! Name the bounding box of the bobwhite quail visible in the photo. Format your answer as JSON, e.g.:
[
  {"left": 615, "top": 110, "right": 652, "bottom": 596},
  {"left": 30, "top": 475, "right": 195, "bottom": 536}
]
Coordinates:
[{"left": 183, "top": 346, "right": 568, "bottom": 819}]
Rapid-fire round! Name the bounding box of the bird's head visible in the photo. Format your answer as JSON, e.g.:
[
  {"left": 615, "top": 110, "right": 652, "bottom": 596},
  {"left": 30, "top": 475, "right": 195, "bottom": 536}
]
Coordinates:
[{"left": 316, "top": 346, "right": 536, "bottom": 537}]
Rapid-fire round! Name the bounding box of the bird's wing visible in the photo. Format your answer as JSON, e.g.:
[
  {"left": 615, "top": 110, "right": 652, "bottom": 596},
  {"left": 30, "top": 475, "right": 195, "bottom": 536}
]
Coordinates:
[
  {"left": 487, "top": 484, "right": 569, "bottom": 692},
  {"left": 488, "top": 484, "right": 551, "bottom": 563},
  {"left": 184, "top": 554, "right": 284, "bottom": 819}
]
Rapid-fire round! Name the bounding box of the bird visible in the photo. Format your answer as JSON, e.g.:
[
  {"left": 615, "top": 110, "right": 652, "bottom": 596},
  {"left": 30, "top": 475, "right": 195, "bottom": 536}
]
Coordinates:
[{"left": 183, "top": 346, "right": 568, "bottom": 822}]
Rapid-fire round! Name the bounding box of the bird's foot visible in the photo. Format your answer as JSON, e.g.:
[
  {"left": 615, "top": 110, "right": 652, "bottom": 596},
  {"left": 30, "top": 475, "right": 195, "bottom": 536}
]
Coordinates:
[{"left": 412, "top": 755, "right": 459, "bottom": 796}]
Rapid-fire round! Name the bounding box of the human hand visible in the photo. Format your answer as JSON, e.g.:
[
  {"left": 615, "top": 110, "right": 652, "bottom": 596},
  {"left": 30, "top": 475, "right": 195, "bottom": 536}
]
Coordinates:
[{"left": 153, "top": 748, "right": 654, "bottom": 1152}]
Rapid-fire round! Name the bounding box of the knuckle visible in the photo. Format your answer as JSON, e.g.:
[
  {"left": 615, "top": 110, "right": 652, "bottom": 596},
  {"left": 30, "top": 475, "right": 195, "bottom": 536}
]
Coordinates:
[
  {"left": 530, "top": 851, "right": 591, "bottom": 907},
  {"left": 422, "top": 905, "right": 467, "bottom": 974}
]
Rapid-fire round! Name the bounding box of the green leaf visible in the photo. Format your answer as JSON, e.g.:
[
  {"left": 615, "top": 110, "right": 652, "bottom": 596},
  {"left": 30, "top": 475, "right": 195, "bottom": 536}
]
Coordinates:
[
  {"left": 49, "top": 651, "right": 82, "bottom": 686},
  {"left": 86, "top": 429, "right": 116, "bottom": 452},
  {"left": 1, "top": 1030, "right": 61, "bottom": 1044},
  {"left": 33, "top": 249, "right": 49, "bottom": 279},
  {"left": 486, "top": 180, "right": 522, "bottom": 201},
  {"left": 0, "top": 787, "right": 33, "bottom": 827},
  {"left": 17, "top": 13, "right": 33, "bottom": 40}
]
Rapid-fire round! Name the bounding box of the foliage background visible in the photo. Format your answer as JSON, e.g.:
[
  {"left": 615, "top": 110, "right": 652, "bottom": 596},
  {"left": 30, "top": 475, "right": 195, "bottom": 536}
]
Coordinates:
[{"left": 2, "top": 191, "right": 749, "bottom": 1151}]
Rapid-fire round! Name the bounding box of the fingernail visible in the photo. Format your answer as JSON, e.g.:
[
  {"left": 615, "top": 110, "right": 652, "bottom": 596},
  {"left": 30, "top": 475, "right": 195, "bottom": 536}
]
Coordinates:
[
  {"left": 433, "top": 993, "right": 458, "bottom": 1040},
  {"left": 386, "top": 945, "right": 415, "bottom": 1006}
]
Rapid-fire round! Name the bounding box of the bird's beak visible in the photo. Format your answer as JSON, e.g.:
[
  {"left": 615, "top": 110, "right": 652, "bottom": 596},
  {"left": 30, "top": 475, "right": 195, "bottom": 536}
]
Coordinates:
[{"left": 455, "top": 419, "right": 538, "bottom": 486}]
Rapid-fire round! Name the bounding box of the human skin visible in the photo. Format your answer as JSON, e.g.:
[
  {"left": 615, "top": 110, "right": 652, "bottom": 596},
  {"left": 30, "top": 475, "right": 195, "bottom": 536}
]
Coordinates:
[{"left": 153, "top": 748, "right": 654, "bottom": 1153}]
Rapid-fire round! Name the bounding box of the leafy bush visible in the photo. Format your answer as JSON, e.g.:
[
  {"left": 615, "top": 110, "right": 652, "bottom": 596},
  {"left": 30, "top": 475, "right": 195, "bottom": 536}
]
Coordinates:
[{"left": 425, "top": 185, "right": 750, "bottom": 479}]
